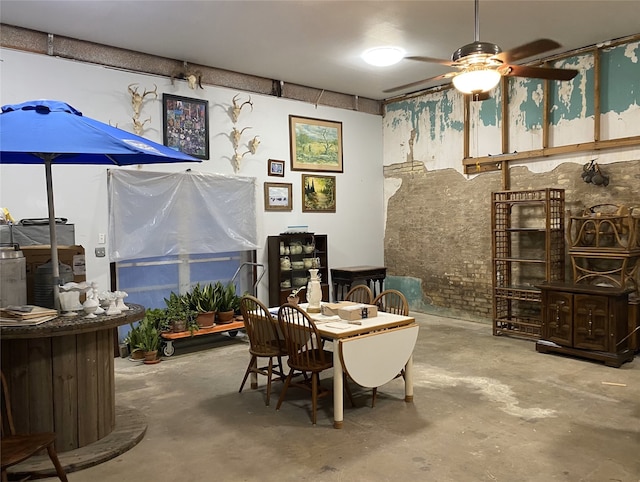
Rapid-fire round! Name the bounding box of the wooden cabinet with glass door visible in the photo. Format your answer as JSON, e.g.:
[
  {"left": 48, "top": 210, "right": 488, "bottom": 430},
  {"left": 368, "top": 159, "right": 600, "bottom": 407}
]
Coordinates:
[{"left": 267, "top": 233, "right": 329, "bottom": 306}]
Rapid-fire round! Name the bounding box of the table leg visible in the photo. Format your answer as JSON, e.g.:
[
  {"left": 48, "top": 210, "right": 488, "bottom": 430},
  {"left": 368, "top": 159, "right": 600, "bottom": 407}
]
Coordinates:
[
  {"left": 404, "top": 354, "right": 414, "bottom": 403},
  {"left": 333, "top": 345, "right": 344, "bottom": 429}
]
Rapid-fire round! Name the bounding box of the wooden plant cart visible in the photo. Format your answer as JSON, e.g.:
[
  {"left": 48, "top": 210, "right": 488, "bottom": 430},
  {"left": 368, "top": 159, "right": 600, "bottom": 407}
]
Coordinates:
[
  {"left": 159, "top": 262, "right": 263, "bottom": 356},
  {"left": 160, "top": 317, "right": 244, "bottom": 356}
]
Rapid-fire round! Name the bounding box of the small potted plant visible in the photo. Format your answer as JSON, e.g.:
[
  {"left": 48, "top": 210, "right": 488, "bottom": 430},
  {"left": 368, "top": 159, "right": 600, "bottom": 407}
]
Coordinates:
[
  {"left": 164, "top": 291, "right": 198, "bottom": 334},
  {"left": 136, "top": 317, "right": 161, "bottom": 364},
  {"left": 216, "top": 281, "right": 239, "bottom": 324},
  {"left": 145, "top": 307, "right": 171, "bottom": 333},
  {"left": 287, "top": 286, "right": 305, "bottom": 306}
]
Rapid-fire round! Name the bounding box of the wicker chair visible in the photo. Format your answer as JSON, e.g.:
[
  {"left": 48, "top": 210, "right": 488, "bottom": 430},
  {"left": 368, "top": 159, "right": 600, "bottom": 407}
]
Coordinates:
[
  {"left": 1, "top": 371, "right": 68, "bottom": 482},
  {"left": 344, "top": 284, "right": 374, "bottom": 304},
  {"left": 370, "top": 289, "right": 410, "bottom": 407},
  {"left": 238, "top": 295, "right": 287, "bottom": 406},
  {"left": 276, "top": 303, "right": 340, "bottom": 424}
]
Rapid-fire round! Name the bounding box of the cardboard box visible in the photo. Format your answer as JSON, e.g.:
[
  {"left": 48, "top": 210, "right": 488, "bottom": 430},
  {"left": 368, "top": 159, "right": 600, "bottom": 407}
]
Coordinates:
[
  {"left": 321, "top": 301, "right": 359, "bottom": 316},
  {"left": 21, "top": 245, "right": 86, "bottom": 304},
  {"left": 337, "top": 304, "right": 378, "bottom": 321}
]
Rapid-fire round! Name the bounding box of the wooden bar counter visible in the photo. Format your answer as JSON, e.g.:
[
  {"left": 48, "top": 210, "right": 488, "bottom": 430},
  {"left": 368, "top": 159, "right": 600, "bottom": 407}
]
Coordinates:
[{"left": 0, "top": 304, "right": 145, "bottom": 452}]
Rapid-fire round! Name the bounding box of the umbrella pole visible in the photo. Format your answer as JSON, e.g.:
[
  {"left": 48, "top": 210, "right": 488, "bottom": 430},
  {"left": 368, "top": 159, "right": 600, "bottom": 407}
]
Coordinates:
[{"left": 45, "top": 156, "right": 61, "bottom": 312}]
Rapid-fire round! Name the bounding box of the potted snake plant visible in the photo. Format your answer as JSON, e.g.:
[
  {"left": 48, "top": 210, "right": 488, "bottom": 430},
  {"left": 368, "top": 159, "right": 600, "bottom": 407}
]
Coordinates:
[
  {"left": 136, "top": 316, "right": 161, "bottom": 364},
  {"left": 187, "top": 283, "right": 218, "bottom": 328},
  {"left": 216, "top": 281, "right": 239, "bottom": 324}
]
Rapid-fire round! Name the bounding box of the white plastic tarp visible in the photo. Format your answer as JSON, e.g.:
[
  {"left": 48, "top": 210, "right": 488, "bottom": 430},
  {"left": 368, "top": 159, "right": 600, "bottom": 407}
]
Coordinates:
[{"left": 108, "top": 169, "right": 258, "bottom": 261}]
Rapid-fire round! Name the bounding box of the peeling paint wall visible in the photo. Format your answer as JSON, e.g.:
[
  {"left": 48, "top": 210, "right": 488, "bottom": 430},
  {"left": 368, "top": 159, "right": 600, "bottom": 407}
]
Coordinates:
[{"left": 383, "top": 40, "right": 640, "bottom": 322}]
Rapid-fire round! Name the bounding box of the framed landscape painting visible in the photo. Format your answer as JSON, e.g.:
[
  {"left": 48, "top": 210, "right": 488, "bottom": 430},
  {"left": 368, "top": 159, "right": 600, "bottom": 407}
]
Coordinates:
[
  {"left": 264, "top": 182, "right": 292, "bottom": 211},
  {"left": 289, "top": 115, "right": 343, "bottom": 172},
  {"left": 162, "top": 94, "right": 209, "bottom": 159},
  {"left": 302, "top": 174, "right": 336, "bottom": 213}
]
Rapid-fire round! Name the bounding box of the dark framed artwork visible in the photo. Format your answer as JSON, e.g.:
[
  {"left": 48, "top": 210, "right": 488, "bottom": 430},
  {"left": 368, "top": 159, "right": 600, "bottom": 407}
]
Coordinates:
[
  {"left": 268, "top": 159, "right": 285, "bottom": 177},
  {"left": 264, "top": 182, "right": 293, "bottom": 211},
  {"left": 302, "top": 174, "right": 336, "bottom": 213},
  {"left": 162, "top": 94, "right": 209, "bottom": 160},
  {"left": 289, "top": 115, "right": 343, "bottom": 172}
]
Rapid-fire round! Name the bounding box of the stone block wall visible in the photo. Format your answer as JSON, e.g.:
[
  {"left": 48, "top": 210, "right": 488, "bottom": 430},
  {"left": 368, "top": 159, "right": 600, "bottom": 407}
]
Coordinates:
[{"left": 384, "top": 159, "right": 640, "bottom": 323}]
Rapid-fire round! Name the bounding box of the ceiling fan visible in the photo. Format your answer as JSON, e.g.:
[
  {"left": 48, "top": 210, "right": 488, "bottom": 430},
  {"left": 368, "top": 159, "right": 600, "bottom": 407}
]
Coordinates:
[{"left": 384, "top": 0, "right": 579, "bottom": 97}]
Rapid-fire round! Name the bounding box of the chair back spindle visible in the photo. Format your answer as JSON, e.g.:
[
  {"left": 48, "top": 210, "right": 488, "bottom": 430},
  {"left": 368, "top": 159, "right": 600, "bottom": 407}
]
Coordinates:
[
  {"left": 372, "top": 289, "right": 409, "bottom": 316},
  {"left": 278, "top": 304, "right": 327, "bottom": 369},
  {"left": 344, "top": 285, "right": 374, "bottom": 304}
]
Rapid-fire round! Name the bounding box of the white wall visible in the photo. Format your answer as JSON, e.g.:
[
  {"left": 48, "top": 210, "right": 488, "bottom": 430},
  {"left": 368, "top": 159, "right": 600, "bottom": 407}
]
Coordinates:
[{"left": 0, "top": 49, "right": 384, "bottom": 301}]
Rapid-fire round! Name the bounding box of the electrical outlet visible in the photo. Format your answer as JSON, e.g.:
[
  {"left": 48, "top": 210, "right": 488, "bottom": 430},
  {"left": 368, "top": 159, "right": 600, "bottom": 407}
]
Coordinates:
[
  {"left": 95, "top": 247, "right": 106, "bottom": 257},
  {"left": 98, "top": 233, "right": 106, "bottom": 244}
]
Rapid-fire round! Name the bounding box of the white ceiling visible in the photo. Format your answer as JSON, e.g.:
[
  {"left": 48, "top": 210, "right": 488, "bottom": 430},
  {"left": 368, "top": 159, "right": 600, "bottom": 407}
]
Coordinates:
[{"left": 2, "top": 0, "right": 639, "bottom": 100}]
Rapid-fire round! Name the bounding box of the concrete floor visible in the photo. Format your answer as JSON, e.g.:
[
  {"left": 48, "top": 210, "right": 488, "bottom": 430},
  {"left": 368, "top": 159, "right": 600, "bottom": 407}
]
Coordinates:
[{"left": 63, "top": 312, "right": 638, "bottom": 482}]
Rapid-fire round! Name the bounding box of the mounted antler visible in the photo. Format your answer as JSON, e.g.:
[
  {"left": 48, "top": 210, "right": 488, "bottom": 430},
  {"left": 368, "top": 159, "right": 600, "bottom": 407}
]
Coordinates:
[
  {"left": 231, "top": 94, "right": 253, "bottom": 123},
  {"left": 132, "top": 116, "right": 151, "bottom": 135},
  {"left": 128, "top": 83, "right": 158, "bottom": 117},
  {"left": 249, "top": 136, "right": 260, "bottom": 155},
  {"left": 170, "top": 62, "right": 204, "bottom": 89},
  {"left": 231, "top": 126, "right": 252, "bottom": 149},
  {"left": 233, "top": 150, "right": 251, "bottom": 171}
]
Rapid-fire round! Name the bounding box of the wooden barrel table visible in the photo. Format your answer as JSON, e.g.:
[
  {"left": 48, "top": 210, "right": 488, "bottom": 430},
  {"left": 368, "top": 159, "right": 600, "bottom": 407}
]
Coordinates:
[{"left": 0, "top": 304, "right": 145, "bottom": 452}]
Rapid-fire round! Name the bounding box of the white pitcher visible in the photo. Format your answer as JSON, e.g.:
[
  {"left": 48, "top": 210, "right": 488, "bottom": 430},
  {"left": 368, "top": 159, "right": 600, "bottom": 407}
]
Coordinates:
[{"left": 306, "top": 269, "right": 322, "bottom": 313}]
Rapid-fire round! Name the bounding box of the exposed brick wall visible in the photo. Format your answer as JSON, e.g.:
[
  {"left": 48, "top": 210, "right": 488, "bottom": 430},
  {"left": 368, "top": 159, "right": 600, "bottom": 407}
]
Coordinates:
[{"left": 384, "top": 159, "right": 640, "bottom": 323}]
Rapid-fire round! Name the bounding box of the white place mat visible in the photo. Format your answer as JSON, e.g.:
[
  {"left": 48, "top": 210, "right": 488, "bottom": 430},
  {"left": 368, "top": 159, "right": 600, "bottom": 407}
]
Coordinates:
[
  {"left": 325, "top": 322, "right": 352, "bottom": 330},
  {"left": 311, "top": 315, "right": 341, "bottom": 324}
]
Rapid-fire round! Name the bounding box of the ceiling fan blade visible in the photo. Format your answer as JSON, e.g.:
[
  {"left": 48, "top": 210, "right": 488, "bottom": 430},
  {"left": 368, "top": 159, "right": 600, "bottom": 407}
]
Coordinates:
[
  {"left": 502, "top": 64, "right": 578, "bottom": 81},
  {"left": 383, "top": 72, "right": 457, "bottom": 94},
  {"left": 406, "top": 55, "right": 456, "bottom": 67},
  {"left": 494, "top": 38, "right": 561, "bottom": 64}
]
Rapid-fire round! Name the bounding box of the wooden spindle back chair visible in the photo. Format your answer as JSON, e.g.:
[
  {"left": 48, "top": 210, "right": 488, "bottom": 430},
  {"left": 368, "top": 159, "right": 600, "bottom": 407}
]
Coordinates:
[
  {"left": 344, "top": 284, "right": 374, "bottom": 304},
  {"left": 276, "top": 303, "right": 333, "bottom": 424},
  {"left": 373, "top": 289, "right": 409, "bottom": 316},
  {"left": 370, "top": 289, "right": 410, "bottom": 406},
  {"left": 238, "top": 295, "right": 287, "bottom": 405},
  {"left": 1, "top": 371, "right": 68, "bottom": 482}
]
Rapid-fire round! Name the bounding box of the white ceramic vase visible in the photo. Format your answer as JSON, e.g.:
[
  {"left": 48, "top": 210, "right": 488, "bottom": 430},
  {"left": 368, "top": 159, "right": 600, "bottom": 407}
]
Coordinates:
[{"left": 306, "top": 269, "right": 322, "bottom": 313}]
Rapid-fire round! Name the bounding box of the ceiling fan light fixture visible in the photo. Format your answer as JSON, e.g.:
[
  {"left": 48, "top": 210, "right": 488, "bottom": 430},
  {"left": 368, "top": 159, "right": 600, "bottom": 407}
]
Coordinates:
[
  {"left": 362, "top": 46, "right": 406, "bottom": 67},
  {"left": 452, "top": 67, "right": 501, "bottom": 94}
]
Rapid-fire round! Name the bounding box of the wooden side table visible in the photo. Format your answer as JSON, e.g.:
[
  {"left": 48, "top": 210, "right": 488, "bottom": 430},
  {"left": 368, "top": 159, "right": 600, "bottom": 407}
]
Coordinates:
[
  {"left": 0, "top": 304, "right": 145, "bottom": 451},
  {"left": 331, "top": 266, "right": 387, "bottom": 301}
]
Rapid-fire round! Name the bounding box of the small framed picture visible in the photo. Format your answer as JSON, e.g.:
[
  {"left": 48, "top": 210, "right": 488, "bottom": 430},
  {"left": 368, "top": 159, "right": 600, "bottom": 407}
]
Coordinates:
[
  {"left": 302, "top": 174, "right": 336, "bottom": 213},
  {"left": 268, "top": 159, "right": 285, "bottom": 177},
  {"left": 264, "top": 182, "right": 293, "bottom": 211}
]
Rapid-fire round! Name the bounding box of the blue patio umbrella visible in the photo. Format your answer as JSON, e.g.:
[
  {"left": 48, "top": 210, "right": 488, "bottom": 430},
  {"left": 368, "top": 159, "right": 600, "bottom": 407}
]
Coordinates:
[{"left": 0, "top": 99, "right": 201, "bottom": 310}]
